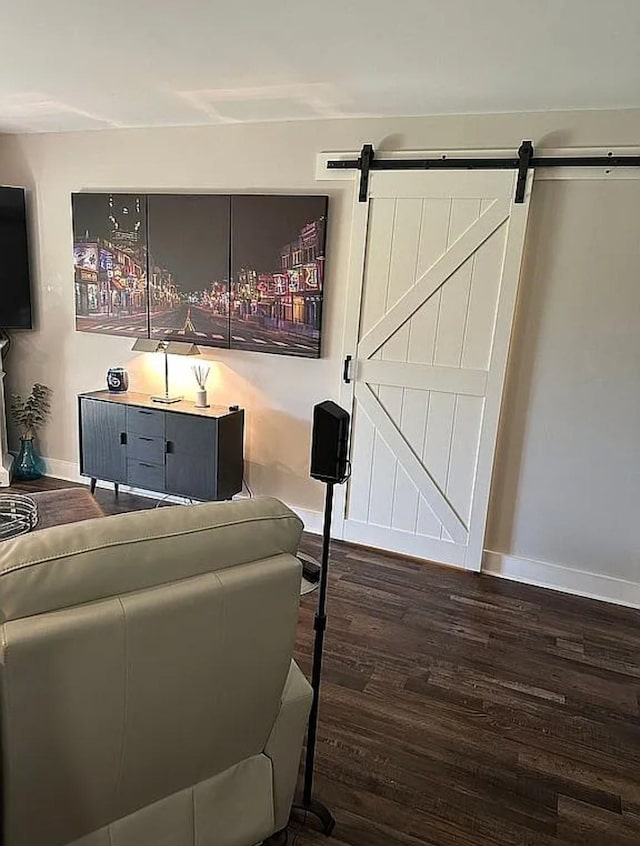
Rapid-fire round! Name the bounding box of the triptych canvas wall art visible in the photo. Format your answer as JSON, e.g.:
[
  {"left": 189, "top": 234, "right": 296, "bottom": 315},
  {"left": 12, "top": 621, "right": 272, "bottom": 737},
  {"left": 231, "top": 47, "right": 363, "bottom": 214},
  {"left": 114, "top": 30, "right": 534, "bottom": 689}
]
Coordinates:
[{"left": 72, "top": 193, "right": 328, "bottom": 358}]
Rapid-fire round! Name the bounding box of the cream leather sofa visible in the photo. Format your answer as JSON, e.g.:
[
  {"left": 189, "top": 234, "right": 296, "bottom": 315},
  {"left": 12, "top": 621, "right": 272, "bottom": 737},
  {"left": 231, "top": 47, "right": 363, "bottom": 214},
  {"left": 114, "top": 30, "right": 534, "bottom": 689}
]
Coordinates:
[{"left": 0, "top": 497, "right": 312, "bottom": 846}]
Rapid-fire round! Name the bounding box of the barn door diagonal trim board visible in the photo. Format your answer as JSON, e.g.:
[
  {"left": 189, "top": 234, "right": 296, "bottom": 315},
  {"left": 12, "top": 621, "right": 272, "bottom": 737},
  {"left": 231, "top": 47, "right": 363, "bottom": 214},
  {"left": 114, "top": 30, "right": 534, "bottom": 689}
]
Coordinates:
[
  {"left": 339, "top": 167, "right": 533, "bottom": 571},
  {"left": 355, "top": 382, "right": 468, "bottom": 544}
]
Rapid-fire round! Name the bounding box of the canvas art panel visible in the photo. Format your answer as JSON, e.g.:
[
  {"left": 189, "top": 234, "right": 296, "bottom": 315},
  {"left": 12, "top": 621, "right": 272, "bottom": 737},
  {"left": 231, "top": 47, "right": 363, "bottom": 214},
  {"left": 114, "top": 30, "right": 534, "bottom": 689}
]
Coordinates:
[
  {"left": 230, "top": 195, "right": 327, "bottom": 358},
  {"left": 72, "top": 192, "right": 328, "bottom": 357},
  {"left": 72, "top": 193, "right": 148, "bottom": 338},
  {"left": 147, "top": 194, "right": 230, "bottom": 349}
]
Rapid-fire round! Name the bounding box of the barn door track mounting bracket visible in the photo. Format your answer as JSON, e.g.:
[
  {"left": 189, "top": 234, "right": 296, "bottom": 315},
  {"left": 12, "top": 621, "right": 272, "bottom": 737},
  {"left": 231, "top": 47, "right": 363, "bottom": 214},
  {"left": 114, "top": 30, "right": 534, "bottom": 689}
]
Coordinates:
[{"left": 328, "top": 141, "right": 640, "bottom": 203}]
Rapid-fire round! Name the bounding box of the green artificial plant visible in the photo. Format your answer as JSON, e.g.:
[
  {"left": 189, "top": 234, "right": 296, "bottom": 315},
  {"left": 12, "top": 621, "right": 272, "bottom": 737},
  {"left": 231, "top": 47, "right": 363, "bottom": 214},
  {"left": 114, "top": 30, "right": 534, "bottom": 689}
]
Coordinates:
[{"left": 11, "top": 383, "right": 52, "bottom": 440}]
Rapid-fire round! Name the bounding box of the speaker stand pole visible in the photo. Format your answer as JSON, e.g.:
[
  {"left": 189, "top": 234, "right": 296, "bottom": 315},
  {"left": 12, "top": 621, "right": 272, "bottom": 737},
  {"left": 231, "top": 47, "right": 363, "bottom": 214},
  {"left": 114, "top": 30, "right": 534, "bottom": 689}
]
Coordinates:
[{"left": 294, "top": 481, "right": 336, "bottom": 836}]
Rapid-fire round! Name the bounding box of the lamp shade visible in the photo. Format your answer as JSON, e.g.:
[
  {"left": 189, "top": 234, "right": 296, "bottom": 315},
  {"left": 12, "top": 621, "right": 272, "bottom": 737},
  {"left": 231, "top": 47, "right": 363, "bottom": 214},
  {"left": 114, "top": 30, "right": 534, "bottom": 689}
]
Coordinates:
[
  {"left": 165, "top": 341, "right": 200, "bottom": 356},
  {"left": 131, "top": 338, "right": 160, "bottom": 353},
  {"left": 132, "top": 339, "right": 200, "bottom": 356}
]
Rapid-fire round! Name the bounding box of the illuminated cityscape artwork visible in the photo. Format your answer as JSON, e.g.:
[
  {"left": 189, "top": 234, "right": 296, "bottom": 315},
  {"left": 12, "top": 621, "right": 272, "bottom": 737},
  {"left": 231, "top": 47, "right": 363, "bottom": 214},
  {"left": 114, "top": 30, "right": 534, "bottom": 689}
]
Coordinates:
[
  {"left": 231, "top": 195, "right": 326, "bottom": 356},
  {"left": 72, "top": 192, "right": 328, "bottom": 357},
  {"left": 72, "top": 194, "right": 148, "bottom": 338},
  {"left": 147, "top": 194, "right": 230, "bottom": 348}
]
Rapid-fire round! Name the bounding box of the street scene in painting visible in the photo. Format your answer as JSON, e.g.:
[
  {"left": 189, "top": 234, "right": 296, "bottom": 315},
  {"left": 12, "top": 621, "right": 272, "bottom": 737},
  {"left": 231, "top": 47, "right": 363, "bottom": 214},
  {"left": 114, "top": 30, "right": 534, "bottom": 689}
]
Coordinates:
[
  {"left": 72, "top": 193, "right": 328, "bottom": 357},
  {"left": 147, "top": 194, "right": 230, "bottom": 348},
  {"left": 230, "top": 195, "right": 327, "bottom": 357},
  {"left": 72, "top": 194, "right": 148, "bottom": 337}
]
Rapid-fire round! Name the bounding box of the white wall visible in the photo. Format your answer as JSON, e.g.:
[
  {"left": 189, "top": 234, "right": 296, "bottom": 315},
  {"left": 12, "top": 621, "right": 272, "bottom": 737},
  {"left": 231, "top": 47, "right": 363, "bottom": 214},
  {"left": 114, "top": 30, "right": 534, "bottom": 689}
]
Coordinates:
[
  {"left": 0, "top": 109, "right": 638, "bottom": 600},
  {"left": 486, "top": 176, "right": 640, "bottom": 601}
]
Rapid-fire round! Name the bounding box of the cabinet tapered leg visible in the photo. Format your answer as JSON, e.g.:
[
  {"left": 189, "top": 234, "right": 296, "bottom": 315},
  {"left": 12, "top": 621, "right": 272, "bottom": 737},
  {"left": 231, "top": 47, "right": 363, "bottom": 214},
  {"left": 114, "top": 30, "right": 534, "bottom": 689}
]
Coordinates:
[
  {"left": 90, "top": 478, "right": 97, "bottom": 495},
  {"left": 114, "top": 482, "right": 119, "bottom": 497}
]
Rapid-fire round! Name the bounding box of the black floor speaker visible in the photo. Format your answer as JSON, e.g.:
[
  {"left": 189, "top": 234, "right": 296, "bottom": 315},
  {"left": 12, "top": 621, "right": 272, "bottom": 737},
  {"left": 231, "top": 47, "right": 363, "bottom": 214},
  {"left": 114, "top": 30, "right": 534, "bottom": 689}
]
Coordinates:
[{"left": 310, "top": 400, "right": 350, "bottom": 484}]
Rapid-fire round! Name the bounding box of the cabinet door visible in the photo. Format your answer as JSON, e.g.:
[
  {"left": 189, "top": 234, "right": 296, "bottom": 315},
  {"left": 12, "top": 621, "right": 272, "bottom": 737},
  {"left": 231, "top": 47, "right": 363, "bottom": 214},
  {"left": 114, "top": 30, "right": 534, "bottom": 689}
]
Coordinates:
[
  {"left": 79, "top": 398, "right": 127, "bottom": 483},
  {"left": 165, "top": 414, "right": 217, "bottom": 501}
]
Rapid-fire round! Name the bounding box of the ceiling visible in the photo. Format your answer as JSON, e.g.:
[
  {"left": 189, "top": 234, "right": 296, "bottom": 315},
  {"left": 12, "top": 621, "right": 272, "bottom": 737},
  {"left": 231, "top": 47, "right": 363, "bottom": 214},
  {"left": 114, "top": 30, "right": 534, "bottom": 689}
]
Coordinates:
[{"left": 1, "top": 0, "right": 639, "bottom": 133}]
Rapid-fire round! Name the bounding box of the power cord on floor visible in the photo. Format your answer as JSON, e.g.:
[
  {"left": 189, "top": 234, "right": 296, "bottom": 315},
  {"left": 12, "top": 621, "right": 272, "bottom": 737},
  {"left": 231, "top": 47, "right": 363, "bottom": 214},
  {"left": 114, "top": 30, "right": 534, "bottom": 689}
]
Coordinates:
[
  {"left": 154, "top": 495, "right": 195, "bottom": 508},
  {"left": 242, "top": 478, "right": 254, "bottom": 498}
]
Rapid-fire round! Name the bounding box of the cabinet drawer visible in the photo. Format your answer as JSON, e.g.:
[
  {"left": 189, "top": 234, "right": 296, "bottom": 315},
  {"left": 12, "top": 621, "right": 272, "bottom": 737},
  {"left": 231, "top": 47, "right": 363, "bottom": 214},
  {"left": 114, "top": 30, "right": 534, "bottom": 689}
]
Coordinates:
[
  {"left": 127, "top": 433, "right": 165, "bottom": 465},
  {"left": 127, "top": 459, "right": 165, "bottom": 492},
  {"left": 127, "top": 406, "right": 165, "bottom": 438}
]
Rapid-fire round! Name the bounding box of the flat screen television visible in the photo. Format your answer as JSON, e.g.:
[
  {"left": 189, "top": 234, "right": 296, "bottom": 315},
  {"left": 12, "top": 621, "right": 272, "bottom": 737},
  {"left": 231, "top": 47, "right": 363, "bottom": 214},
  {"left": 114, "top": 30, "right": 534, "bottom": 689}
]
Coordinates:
[{"left": 0, "top": 187, "right": 32, "bottom": 329}]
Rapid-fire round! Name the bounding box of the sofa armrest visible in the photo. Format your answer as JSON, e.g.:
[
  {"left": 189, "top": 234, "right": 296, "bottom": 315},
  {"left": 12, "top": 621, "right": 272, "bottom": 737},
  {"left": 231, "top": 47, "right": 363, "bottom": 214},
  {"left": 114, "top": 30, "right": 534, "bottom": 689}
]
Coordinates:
[{"left": 264, "top": 660, "right": 313, "bottom": 831}]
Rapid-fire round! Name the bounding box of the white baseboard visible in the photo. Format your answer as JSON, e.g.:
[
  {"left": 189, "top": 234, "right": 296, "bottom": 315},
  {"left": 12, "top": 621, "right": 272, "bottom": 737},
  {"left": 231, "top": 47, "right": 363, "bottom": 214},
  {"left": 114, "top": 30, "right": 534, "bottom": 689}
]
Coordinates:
[
  {"left": 42, "top": 457, "right": 324, "bottom": 532},
  {"left": 288, "top": 507, "right": 323, "bottom": 535},
  {"left": 42, "top": 457, "right": 83, "bottom": 484},
  {"left": 0, "top": 454, "right": 12, "bottom": 487},
  {"left": 483, "top": 550, "right": 640, "bottom": 609}
]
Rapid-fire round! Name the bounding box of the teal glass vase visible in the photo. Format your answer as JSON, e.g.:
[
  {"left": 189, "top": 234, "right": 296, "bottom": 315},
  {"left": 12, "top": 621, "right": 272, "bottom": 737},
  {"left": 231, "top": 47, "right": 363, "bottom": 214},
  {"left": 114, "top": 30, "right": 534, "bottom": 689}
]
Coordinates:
[{"left": 12, "top": 438, "right": 46, "bottom": 481}]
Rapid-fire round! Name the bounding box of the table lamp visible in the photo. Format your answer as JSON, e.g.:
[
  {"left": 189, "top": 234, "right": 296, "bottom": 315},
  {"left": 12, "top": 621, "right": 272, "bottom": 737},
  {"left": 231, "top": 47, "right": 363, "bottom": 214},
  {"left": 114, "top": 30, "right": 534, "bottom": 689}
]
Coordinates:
[{"left": 131, "top": 338, "right": 200, "bottom": 404}]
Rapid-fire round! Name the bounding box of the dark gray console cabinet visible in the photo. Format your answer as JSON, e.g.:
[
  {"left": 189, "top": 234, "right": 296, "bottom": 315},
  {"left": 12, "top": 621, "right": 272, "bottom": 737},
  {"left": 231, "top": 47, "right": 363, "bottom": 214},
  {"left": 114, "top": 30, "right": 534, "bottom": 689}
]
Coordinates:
[{"left": 79, "top": 391, "right": 244, "bottom": 501}]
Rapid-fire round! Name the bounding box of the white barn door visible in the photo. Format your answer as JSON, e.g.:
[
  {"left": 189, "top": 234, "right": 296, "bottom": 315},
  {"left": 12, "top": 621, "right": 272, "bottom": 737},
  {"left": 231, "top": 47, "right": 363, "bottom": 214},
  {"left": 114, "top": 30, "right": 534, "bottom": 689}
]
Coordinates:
[{"left": 340, "top": 168, "right": 533, "bottom": 570}]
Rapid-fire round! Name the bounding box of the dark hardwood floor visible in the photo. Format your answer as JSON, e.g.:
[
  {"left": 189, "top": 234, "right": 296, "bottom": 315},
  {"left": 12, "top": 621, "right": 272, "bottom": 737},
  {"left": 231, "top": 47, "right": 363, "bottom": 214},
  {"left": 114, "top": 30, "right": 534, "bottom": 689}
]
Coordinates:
[{"left": 9, "top": 478, "right": 640, "bottom": 845}]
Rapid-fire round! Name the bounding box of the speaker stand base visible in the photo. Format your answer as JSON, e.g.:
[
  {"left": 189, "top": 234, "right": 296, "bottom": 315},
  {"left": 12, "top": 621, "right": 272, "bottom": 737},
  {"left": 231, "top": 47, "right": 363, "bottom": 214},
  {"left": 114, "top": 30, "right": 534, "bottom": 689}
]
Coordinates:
[{"left": 291, "top": 798, "right": 336, "bottom": 837}]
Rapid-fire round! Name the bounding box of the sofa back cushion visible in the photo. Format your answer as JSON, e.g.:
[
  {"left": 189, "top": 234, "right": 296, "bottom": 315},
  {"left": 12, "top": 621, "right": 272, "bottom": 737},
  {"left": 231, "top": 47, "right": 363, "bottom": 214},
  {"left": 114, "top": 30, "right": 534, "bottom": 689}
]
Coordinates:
[{"left": 0, "top": 498, "right": 303, "bottom": 846}]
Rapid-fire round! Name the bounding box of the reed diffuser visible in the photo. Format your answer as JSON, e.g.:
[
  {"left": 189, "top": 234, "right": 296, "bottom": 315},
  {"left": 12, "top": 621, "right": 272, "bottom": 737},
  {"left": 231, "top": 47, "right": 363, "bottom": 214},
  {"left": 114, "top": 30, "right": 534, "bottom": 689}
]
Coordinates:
[{"left": 192, "top": 364, "right": 211, "bottom": 408}]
